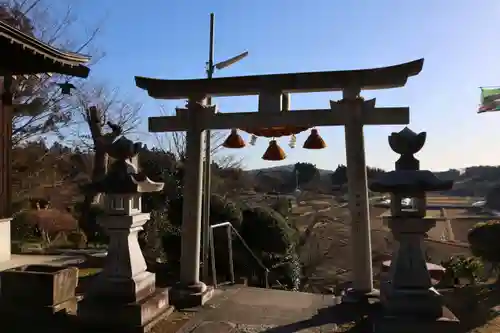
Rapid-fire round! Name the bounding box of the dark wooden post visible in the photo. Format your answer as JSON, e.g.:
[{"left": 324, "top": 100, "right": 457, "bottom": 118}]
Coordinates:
[{"left": 0, "top": 76, "right": 13, "bottom": 218}]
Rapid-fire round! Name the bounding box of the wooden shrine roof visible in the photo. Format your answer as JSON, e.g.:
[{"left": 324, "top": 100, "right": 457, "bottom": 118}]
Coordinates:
[
  {"left": 135, "top": 58, "right": 424, "bottom": 99},
  {"left": 0, "top": 20, "right": 90, "bottom": 78}
]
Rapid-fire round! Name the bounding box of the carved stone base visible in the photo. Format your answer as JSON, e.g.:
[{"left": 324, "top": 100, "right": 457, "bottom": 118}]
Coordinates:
[
  {"left": 77, "top": 288, "right": 173, "bottom": 333},
  {"left": 381, "top": 282, "right": 444, "bottom": 317},
  {"left": 169, "top": 283, "right": 214, "bottom": 309},
  {"left": 87, "top": 271, "right": 156, "bottom": 303},
  {"left": 374, "top": 305, "right": 459, "bottom": 333}
]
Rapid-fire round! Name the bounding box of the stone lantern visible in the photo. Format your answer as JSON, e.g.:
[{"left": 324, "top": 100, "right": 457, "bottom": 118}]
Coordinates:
[
  {"left": 77, "top": 135, "right": 173, "bottom": 332},
  {"left": 369, "top": 127, "right": 458, "bottom": 332}
]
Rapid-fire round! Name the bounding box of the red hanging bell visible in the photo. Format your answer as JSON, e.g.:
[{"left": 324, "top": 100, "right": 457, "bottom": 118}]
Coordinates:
[
  {"left": 222, "top": 128, "right": 246, "bottom": 149},
  {"left": 262, "top": 140, "right": 286, "bottom": 161},
  {"left": 303, "top": 128, "right": 326, "bottom": 149}
]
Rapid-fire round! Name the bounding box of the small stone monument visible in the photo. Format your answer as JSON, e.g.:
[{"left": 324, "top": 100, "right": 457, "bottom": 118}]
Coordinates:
[
  {"left": 369, "top": 127, "right": 459, "bottom": 333},
  {"left": 77, "top": 134, "right": 173, "bottom": 332}
]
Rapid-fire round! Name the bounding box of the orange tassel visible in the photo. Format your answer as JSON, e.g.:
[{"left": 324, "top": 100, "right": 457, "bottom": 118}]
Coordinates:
[
  {"left": 303, "top": 129, "right": 326, "bottom": 149},
  {"left": 262, "top": 140, "right": 286, "bottom": 161},
  {"left": 223, "top": 129, "right": 246, "bottom": 149}
]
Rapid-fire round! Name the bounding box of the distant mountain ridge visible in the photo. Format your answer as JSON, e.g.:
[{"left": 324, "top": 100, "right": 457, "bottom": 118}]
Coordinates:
[
  {"left": 246, "top": 164, "right": 334, "bottom": 177},
  {"left": 245, "top": 164, "right": 500, "bottom": 197}
]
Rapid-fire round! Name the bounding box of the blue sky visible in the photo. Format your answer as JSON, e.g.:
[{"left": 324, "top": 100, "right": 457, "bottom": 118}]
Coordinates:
[{"left": 69, "top": 0, "right": 500, "bottom": 171}]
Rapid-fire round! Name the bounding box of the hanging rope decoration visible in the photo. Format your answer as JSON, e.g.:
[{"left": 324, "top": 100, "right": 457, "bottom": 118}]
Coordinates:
[
  {"left": 289, "top": 134, "right": 297, "bottom": 148},
  {"left": 249, "top": 134, "right": 257, "bottom": 146},
  {"left": 221, "top": 125, "right": 327, "bottom": 160}
]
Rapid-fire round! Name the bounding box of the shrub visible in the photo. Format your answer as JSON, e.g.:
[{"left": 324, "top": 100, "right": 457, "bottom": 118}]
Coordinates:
[
  {"left": 468, "top": 221, "right": 500, "bottom": 263},
  {"left": 11, "top": 208, "right": 78, "bottom": 243},
  {"left": 47, "top": 232, "right": 72, "bottom": 249},
  {"left": 210, "top": 194, "right": 243, "bottom": 228},
  {"left": 160, "top": 222, "right": 182, "bottom": 267},
  {"left": 273, "top": 251, "right": 301, "bottom": 291},
  {"left": 441, "top": 255, "right": 484, "bottom": 285},
  {"left": 207, "top": 194, "right": 244, "bottom": 278},
  {"left": 76, "top": 204, "right": 108, "bottom": 244},
  {"left": 139, "top": 210, "right": 168, "bottom": 265},
  {"left": 166, "top": 197, "right": 183, "bottom": 226},
  {"left": 270, "top": 197, "right": 292, "bottom": 218},
  {"left": 67, "top": 230, "right": 88, "bottom": 249},
  {"left": 240, "top": 205, "right": 297, "bottom": 255},
  {"left": 11, "top": 211, "right": 39, "bottom": 241},
  {"left": 239, "top": 205, "right": 300, "bottom": 288}
]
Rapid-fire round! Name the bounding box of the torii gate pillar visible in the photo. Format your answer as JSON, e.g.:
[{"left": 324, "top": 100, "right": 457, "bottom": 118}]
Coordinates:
[
  {"left": 170, "top": 96, "right": 215, "bottom": 307},
  {"left": 343, "top": 88, "right": 375, "bottom": 298}
]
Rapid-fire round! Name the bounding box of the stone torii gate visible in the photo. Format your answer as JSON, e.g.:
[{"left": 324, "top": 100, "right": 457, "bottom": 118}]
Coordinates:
[{"left": 135, "top": 58, "right": 424, "bottom": 305}]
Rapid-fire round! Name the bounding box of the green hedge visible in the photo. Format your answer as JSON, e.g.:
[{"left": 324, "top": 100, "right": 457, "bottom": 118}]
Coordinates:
[{"left": 468, "top": 220, "right": 500, "bottom": 263}]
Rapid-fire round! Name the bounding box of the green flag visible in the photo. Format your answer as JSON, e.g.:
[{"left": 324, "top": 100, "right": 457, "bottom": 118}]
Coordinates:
[{"left": 479, "top": 87, "right": 500, "bottom": 113}]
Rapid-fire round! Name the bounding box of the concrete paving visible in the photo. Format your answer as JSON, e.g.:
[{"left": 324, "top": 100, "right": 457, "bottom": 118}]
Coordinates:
[{"left": 161, "top": 286, "right": 362, "bottom": 333}]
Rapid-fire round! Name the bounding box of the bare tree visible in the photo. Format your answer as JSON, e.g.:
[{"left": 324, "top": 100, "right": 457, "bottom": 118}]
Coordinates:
[
  {"left": 66, "top": 85, "right": 141, "bottom": 228},
  {"left": 70, "top": 84, "right": 140, "bottom": 150},
  {"left": 1, "top": 0, "right": 106, "bottom": 146}
]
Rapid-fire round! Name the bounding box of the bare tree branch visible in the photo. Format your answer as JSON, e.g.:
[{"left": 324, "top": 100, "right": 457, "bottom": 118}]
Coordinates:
[{"left": 1, "top": 0, "right": 106, "bottom": 147}]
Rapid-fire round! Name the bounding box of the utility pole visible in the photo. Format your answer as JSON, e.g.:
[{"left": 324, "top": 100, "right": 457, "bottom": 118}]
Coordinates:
[
  {"left": 201, "top": 13, "right": 215, "bottom": 283},
  {"left": 201, "top": 13, "right": 249, "bottom": 283}
]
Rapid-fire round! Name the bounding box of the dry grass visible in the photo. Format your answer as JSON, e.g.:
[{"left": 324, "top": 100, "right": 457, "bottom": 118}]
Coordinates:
[{"left": 427, "top": 195, "right": 481, "bottom": 205}]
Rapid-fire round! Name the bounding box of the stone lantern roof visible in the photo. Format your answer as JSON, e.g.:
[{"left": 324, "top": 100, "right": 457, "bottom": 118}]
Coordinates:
[
  {"left": 370, "top": 170, "right": 453, "bottom": 194},
  {"left": 85, "top": 136, "right": 164, "bottom": 194}
]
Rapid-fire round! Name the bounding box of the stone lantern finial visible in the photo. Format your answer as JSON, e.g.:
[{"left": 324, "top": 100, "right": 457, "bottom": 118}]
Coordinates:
[{"left": 388, "top": 127, "right": 426, "bottom": 171}]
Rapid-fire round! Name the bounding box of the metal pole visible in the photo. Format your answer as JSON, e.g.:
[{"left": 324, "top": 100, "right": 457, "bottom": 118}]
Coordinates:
[{"left": 202, "top": 13, "right": 215, "bottom": 282}]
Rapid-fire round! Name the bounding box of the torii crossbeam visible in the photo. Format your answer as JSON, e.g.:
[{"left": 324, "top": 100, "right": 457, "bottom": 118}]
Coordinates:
[{"left": 135, "top": 58, "right": 424, "bottom": 305}]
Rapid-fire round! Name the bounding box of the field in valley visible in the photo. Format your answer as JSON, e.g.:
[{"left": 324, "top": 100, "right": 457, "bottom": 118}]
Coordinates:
[{"left": 254, "top": 192, "right": 487, "bottom": 294}]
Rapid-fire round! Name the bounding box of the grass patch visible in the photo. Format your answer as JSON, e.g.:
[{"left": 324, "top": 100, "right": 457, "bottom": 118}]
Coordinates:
[{"left": 77, "top": 267, "right": 102, "bottom": 278}]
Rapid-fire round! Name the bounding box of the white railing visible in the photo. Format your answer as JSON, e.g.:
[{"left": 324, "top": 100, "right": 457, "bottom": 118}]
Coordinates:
[{"left": 209, "top": 221, "right": 269, "bottom": 288}]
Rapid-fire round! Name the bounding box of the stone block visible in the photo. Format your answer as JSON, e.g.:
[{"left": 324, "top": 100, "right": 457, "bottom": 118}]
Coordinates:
[
  {"left": 374, "top": 305, "right": 459, "bottom": 333},
  {"left": 77, "top": 287, "right": 173, "bottom": 333},
  {"left": 169, "top": 285, "right": 214, "bottom": 309},
  {"left": 0, "top": 265, "right": 78, "bottom": 307}
]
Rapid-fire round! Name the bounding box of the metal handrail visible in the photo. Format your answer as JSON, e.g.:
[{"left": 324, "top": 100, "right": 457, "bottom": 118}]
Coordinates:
[{"left": 209, "top": 221, "right": 270, "bottom": 288}]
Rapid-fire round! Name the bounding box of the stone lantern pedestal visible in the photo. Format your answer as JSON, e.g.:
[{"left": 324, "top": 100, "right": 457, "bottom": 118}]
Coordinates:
[
  {"left": 369, "top": 127, "right": 459, "bottom": 333},
  {"left": 382, "top": 217, "right": 442, "bottom": 316},
  {"left": 77, "top": 135, "right": 173, "bottom": 333}
]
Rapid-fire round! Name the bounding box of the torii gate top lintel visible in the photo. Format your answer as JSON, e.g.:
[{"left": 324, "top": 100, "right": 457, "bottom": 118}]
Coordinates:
[{"left": 135, "top": 58, "right": 424, "bottom": 100}]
